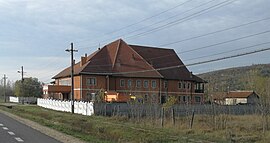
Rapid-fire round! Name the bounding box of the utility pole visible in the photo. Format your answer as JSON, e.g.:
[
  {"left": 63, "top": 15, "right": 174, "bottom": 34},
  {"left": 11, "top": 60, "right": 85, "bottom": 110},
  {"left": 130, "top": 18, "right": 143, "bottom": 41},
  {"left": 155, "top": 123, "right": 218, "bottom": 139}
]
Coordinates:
[
  {"left": 66, "top": 43, "right": 78, "bottom": 114},
  {"left": 18, "top": 66, "right": 25, "bottom": 97},
  {"left": 17, "top": 66, "right": 24, "bottom": 82},
  {"left": 3, "top": 74, "right": 7, "bottom": 102}
]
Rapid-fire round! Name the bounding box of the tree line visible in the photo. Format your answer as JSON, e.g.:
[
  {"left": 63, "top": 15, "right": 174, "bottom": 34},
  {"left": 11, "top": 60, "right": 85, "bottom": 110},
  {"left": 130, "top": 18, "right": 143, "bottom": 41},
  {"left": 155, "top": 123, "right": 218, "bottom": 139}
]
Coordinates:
[{"left": 0, "top": 77, "right": 43, "bottom": 98}]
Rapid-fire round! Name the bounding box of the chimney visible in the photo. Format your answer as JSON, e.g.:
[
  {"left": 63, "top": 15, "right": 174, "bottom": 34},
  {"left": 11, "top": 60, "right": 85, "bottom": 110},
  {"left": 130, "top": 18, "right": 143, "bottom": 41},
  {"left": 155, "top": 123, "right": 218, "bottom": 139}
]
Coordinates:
[
  {"left": 190, "top": 72, "right": 193, "bottom": 78},
  {"left": 80, "top": 53, "right": 87, "bottom": 67}
]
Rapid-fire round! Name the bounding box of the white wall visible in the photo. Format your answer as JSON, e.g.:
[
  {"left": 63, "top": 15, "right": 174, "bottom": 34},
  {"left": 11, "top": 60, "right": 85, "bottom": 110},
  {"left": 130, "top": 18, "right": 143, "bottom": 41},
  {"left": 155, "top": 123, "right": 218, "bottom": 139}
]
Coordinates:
[
  {"left": 225, "top": 98, "right": 247, "bottom": 105},
  {"left": 9, "top": 96, "right": 19, "bottom": 103},
  {"left": 37, "top": 98, "right": 94, "bottom": 116}
]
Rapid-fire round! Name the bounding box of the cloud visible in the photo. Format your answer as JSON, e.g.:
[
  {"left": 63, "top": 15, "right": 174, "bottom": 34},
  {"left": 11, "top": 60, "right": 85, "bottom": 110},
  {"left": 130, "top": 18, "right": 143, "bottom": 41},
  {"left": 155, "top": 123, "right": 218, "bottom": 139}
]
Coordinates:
[{"left": 0, "top": 0, "right": 270, "bottom": 82}]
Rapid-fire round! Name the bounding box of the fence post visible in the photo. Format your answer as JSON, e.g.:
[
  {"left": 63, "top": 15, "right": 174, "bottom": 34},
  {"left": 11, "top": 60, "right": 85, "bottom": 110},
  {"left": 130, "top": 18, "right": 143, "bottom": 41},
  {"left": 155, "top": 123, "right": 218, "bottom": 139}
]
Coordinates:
[
  {"left": 171, "top": 108, "right": 175, "bottom": 125},
  {"left": 117, "top": 105, "right": 120, "bottom": 116},
  {"left": 104, "top": 104, "right": 107, "bottom": 116},
  {"left": 112, "top": 106, "right": 116, "bottom": 116},
  {"left": 190, "top": 109, "right": 195, "bottom": 129},
  {"left": 161, "top": 107, "right": 165, "bottom": 127}
]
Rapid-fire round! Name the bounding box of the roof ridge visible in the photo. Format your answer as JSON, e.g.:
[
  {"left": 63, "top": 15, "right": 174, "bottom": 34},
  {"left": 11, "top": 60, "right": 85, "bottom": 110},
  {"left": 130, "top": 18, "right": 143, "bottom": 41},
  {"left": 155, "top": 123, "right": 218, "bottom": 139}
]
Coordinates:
[
  {"left": 112, "top": 39, "right": 121, "bottom": 69},
  {"left": 129, "top": 44, "right": 173, "bottom": 50}
]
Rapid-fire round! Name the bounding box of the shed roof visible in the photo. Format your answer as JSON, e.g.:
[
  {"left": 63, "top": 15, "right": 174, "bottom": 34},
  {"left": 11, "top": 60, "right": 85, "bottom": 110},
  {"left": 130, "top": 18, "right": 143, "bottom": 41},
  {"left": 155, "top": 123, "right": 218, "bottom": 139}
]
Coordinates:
[{"left": 226, "top": 91, "right": 258, "bottom": 98}]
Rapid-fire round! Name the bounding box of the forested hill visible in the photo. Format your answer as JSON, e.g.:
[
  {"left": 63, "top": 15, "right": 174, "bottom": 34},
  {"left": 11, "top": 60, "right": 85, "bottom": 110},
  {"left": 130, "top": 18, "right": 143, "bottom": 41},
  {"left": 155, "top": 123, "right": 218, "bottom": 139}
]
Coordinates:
[{"left": 197, "top": 64, "right": 270, "bottom": 94}]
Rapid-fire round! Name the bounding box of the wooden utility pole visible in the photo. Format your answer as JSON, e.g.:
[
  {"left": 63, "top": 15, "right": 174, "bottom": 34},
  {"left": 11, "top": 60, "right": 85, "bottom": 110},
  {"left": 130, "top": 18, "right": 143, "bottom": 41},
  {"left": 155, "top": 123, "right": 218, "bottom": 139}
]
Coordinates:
[
  {"left": 66, "top": 43, "right": 78, "bottom": 114},
  {"left": 21, "top": 66, "right": 24, "bottom": 82},
  {"left": 3, "top": 74, "right": 7, "bottom": 102},
  {"left": 18, "top": 66, "right": 25, "bottom": 97}
]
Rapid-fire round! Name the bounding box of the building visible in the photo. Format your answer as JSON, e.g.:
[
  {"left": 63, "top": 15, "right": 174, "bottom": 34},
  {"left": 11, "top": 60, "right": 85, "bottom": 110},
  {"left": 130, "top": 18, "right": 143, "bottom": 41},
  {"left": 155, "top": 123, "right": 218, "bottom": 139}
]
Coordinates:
[
  {"left": 44, "top": 39, "right": 205, "bottom": 104},
  {"left": 225, "top": 91, "right": 259, "bottom": 105}
]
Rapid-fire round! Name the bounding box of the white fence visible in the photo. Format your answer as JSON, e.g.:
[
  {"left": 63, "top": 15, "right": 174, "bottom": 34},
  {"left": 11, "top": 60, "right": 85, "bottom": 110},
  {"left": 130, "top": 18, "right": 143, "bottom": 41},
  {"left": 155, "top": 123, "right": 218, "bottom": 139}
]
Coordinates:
[
  {"left": 37, "top": 98, "right": 94, "bottom": 116},
  {"left": 9, "top": 96, "right": 19, "bottom": 103}
]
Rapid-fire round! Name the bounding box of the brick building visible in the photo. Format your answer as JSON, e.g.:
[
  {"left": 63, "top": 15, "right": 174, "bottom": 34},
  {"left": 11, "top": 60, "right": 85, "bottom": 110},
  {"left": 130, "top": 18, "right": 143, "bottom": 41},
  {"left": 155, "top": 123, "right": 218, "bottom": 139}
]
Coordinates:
[{"left": 44, "top": 39, "right": 205, "bottom": 104}]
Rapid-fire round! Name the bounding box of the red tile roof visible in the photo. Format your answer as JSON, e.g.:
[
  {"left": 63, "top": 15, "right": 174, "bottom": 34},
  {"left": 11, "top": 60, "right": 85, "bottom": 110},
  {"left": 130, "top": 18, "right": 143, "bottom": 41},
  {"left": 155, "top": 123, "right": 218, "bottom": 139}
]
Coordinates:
[
  {"left": 53, "top": 39, "right": 204, "bottom": 82},
  {"left": 226, "top": 91, "right": 257, "bottom": 98}
]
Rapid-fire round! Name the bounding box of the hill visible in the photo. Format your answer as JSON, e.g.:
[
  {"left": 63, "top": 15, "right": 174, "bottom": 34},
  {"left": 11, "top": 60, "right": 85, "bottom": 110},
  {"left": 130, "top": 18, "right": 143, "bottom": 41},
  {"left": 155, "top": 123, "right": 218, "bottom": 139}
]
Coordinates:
[{"left": 197, "top": 64, "right": 270, "bottom": 98}]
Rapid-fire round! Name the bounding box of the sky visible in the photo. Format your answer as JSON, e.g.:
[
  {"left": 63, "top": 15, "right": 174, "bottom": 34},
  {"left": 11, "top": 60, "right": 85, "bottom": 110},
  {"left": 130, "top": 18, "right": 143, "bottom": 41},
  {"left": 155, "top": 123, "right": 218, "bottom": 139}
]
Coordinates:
[{"left": 0, "top": 0, "right": 270, "bottom": 83}]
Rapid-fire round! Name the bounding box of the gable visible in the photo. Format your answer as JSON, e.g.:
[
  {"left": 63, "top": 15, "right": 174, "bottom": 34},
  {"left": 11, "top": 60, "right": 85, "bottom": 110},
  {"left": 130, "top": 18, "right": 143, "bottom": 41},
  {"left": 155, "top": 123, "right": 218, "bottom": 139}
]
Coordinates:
[{"left": 111, "top": 40, "right": 162, "bottom": 78}]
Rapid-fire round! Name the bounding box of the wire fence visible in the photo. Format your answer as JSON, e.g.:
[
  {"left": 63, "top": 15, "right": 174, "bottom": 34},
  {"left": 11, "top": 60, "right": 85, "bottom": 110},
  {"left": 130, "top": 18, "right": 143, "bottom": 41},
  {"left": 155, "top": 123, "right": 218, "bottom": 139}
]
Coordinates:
[{"left": 94, "top": 102, "right": 261, "bottom": 117}]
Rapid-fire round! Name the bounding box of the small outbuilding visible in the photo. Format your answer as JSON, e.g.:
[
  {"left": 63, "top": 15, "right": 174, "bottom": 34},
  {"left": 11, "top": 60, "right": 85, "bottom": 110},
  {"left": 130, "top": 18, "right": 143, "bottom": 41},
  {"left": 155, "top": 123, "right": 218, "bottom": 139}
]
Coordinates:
[{"left": 225, "top": 91, "right": 259, "bottom": 105}]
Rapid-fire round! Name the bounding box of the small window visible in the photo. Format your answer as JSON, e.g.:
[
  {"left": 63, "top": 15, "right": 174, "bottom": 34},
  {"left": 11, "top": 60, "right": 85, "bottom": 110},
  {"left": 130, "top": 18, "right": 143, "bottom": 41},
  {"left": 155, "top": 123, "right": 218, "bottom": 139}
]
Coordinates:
[
  {"left": 151, "top": 80, "right": 157, "bottom": 88},
  {"left": 164, "top": 81, "right": 168, "bottom": 88},
  {"left": 87, "top": 77, "right": 96, "bottom": 86},
  {"left": 195, "top": 96, "right": 201, "bottom": 103},
  {"left": 144, "top": 94, "right": 148, "bottom": 102},
  {"left": 127, "top": 79, "right": 132, "bottom": 88},
  {"left": 136, "top": 80, "right": 141, "bottom": 88},
  {"left": 183, "top": 96, "right": 186, "bottom": 102},
  {"left": 143, "top": 80, "right": 149, "bottom": 88},
  {"left": 120, "top": 79, "right": 125, "bottom": 87},
  {"left": 183, "top": 82, "right": 186, "bottom": 89},
  {"left": 178, "top": 82, "right": 182, "bottom": 89},
  {"left": 187, "top": 82, "right": 190, "bottom": 89}
]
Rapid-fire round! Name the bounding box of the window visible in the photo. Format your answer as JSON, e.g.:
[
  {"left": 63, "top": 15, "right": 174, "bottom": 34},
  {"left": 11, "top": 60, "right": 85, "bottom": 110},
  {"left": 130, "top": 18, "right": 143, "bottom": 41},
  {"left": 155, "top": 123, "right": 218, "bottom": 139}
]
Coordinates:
[
  {"left": 151, "top": 80, "right": 157, "bottom": 88},
  {"left": 183, "top": 82, "right": 186, "bottom": 89},
  {"left": 183, "top": 96, "right": 186, "bottom": 102},
  {"left": 136, "top": 80, "right": 141, "bottom": 88},
  {"left": 195, "top": 96, "right": 201, "bottom": 103},
  {"left": 143, "top": 80, "right": 149, "bottom": 88},
  {"left": 178, "top": 81, "right": 182, "bottom": 89},
  {"left": 86, "top": 77, "right": 96, "bottom": 86},
  {"left": 59, "top": 78, "right": 71, "bottom": 86},
  {"left": 187, "top": 82, "right": 190, "bottom": 89},
  {"left": 164, "top": 81, "right": 168, "bottom": 88},
  {"left": 144, "top": 94, "right": 148, "bottom": 102},
  {"left": 120, "top": 79, "right": 125, "bottom": 87},
  {"left": 178, "top": 96, "right": 182, "bottom": 103},
  {"left": 127, "top": 79, "right": 132, "bottom": 88}
]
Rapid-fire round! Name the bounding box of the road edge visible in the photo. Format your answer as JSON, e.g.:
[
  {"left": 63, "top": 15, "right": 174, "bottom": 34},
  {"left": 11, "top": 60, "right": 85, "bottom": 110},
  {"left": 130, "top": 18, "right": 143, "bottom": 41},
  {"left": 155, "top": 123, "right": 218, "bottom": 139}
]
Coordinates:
[{"left": 0, "top": 108, "right": 87, "bottom": 143}]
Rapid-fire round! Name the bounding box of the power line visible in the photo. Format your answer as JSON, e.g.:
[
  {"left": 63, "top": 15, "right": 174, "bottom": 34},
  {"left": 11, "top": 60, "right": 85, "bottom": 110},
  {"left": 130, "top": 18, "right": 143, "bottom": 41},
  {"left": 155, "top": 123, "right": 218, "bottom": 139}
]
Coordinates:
[
  {"left": 79, "top": 47, "right": 270, "bottom": 76},
  {"left": 181, "top": 30, "right": 270, "bottom": 54},
  {"left": 75, "top": 0, "right": 194, "bottom": 43},
  {"left": 187, "top": 47, "right": 270, "bottom": 67},
  {"left": 184, "top": 41, "right": 270, "bottom": 61},
  {"left": 125, "top": 0, "right": 236, "bottom": 40},
  {"left": 74, "top": 16, "right": 270, "bottom": 65},
  {"left": 159, "top": 17, "right": 270, "bottom": 47},
  {"left": 78, "top": 0, "right": 215, "bottom": 49},
  {"left": 77, "top": 0, "right": 235, "bottom": 50},
  {"left": 138, "top": 29, "right": 270, "bottom": 61}
]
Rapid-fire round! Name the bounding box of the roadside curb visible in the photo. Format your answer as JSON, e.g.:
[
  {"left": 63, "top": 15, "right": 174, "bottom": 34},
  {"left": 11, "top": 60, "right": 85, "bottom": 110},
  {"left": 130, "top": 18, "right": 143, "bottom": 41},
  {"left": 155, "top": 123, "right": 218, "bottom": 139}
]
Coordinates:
[{"left": 0, "top": 109, "right": 87, "bottom": 143}]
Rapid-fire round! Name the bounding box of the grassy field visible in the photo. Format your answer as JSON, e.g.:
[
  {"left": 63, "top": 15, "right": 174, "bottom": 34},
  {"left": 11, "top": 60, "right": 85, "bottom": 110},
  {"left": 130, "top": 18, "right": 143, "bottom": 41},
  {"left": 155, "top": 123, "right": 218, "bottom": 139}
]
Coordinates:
[{"left": 0, "top": 105, "right": 270, "bottom": 143}]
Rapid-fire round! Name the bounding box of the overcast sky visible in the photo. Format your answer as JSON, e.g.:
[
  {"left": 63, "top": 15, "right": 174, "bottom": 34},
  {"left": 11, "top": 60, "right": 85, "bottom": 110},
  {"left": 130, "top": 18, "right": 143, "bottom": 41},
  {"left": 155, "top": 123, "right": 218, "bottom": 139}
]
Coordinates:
[{"left": 0, "top": 0, "right": 270, "bottom": 83}]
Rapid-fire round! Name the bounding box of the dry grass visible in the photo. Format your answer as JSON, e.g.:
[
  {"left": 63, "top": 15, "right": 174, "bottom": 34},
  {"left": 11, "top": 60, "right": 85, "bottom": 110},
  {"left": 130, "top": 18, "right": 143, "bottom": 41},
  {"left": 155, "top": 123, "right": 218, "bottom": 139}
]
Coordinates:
[{"left": 1, "top": 105, "right": 270, "bottom": 143}]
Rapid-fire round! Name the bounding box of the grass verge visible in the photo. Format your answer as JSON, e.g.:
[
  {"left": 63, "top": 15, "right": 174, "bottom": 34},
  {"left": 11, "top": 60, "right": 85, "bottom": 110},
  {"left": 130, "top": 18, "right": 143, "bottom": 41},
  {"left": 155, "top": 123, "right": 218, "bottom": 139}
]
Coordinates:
[{"left": 0, "top": 105, "right": 269, "bottom": 143}]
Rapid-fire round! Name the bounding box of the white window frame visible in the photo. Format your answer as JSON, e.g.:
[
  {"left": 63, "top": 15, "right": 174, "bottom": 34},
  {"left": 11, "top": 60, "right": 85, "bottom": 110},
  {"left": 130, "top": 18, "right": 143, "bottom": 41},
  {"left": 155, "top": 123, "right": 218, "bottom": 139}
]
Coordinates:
[
  {"left": 120, "top": 79, "right": 125, "bottom": 87},
  {"left": 151, "top": 80, "right": 157, "bottom": 88},
  {"left": 86, "top": 77, "right": 96, "bottom": 86}
]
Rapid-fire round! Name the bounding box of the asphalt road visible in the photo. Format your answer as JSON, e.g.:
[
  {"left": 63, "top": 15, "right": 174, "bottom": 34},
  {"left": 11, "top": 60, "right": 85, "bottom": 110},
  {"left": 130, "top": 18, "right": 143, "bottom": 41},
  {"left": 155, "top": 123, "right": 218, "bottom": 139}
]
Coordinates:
[{"left": 0, "top": 112, "right": 61, "bottom": 143}]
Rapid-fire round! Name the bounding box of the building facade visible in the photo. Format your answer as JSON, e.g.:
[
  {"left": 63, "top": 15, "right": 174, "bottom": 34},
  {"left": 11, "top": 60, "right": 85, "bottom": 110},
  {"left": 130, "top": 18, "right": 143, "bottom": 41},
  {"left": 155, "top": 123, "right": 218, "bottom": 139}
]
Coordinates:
[{"left": 44, "top": 39, "right": 205, "bottom": 104}]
